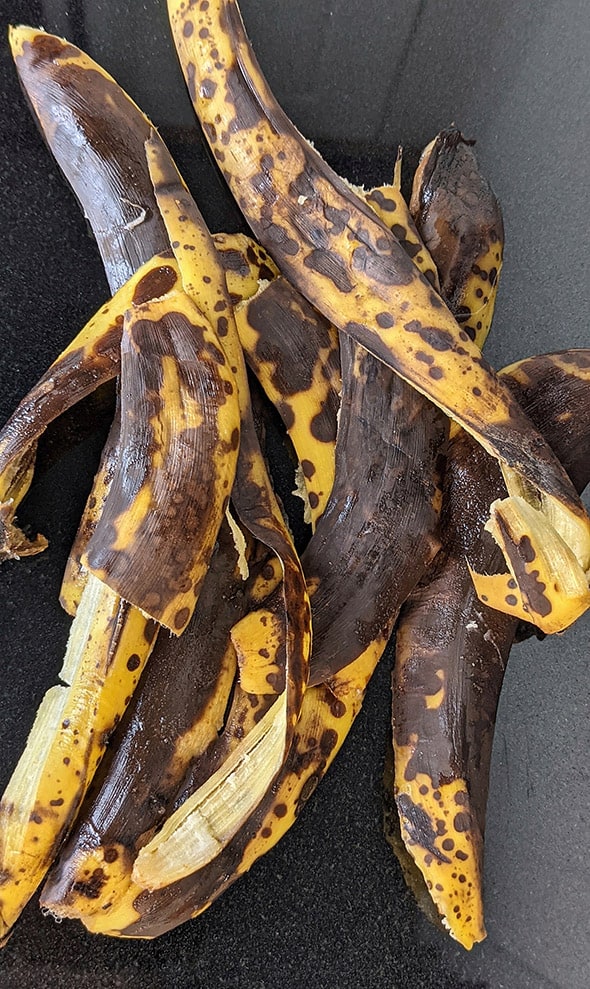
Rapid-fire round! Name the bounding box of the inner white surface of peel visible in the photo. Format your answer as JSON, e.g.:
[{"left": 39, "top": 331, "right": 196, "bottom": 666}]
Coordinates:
[{"left": 132, "top": 691, "right": 288, "bottom": 889}]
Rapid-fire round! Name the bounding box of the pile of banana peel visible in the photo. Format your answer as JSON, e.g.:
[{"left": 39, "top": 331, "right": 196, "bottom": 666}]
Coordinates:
[{"left": 1, "top": 0, "right": 589, "bottom": 953}]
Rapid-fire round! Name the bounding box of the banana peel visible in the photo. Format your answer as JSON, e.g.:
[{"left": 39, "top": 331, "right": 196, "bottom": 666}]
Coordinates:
[
  {"left": 1, "top": 29, "right": 239, "bottom": 942},
  {"left": 82, "top": 290, "right": 240, "bottom": 632},
  {"left": 235, "top": 279, "right": 341, "bottom": 526},
  {"left": 40, "top": 520, "right": 252, "bottom": 924},
  {"left": 145, "top": 131, "right": 311, "bottom": 757},
  {"left": 0, "top": 573, "right": 158, "bottom": 945},
  {"left": 167, "top": 0, "right": 590, "bottom": 632},
  {"left": 391, "top": 350, "right": 590, "bottom": 949},
  {"left": 0, "top": 253, "right": 180, "bottom": 561},
  {"left": 410, "top": 130, "right": 504, "bottom": 350}
]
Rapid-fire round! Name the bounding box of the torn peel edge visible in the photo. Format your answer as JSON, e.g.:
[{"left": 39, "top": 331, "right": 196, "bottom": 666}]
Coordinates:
[
  {"left": 469, "top": 496, "right": 590, "bottom": 633},
  {"left": 131, "top": 691, "right": 288, "bottom": 889}
]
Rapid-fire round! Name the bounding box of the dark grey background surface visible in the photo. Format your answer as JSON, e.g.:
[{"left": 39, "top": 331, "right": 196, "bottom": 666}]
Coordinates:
[{"left": 0, "top": 1, "right": 589, "bottom": 987}]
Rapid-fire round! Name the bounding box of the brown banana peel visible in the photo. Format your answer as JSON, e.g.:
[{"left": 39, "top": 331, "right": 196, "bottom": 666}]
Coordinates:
[
  {"left": 0, "top": 252, "right": 179, "bottom": 562},
  {"left": 2, "top": 28, "right": 239, "bottom": 942},
  {"left": 82, "top": 290, "right": 241, "bottom": 632},
  {"left": 391, "top": 350, "right": 590, "bottom": 949},
  {"left": 410, "top": 130, "right": 504, "bottom": 350},
  {"left": 0, "top": 574, "right": 158, "bottom": 945},
  {"left": 167, "top": 0, "right": 590, "bottom": 636}
]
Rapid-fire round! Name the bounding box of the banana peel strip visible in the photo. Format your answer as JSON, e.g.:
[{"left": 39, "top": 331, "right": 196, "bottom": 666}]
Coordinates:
[
  {"left": 410, "top": 130, "right": 504, "bottom": 350},
  {"left": 138, "top": 133, "right": 310, "bottom": 868},
  {"left": 391, "top": 350, "right": 590, "bottom": 949},
  {"left": 0, "top": 253, "right": 176, "bottom": 561},
  {"left": 167, "top": 0, "right": 590, "bottom": 632},
  {"left": 0, "top": 575, "right": 158, "bottom": 944},
  {"left": 235, "top": 280, "right": 341, "bottom": 527},
  {"left": 60, "top": 412, "right": 121, "bottom": 616},
  {"left": 82, "top": 291, "right": 240, "bottom": 631},
  {"left": 41, "top": 522, "right": 253, "bottom": 924}
]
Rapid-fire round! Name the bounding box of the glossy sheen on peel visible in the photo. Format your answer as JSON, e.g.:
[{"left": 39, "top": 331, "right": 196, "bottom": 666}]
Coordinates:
[{"left": 167, "top": 0, "right": 590, "bottom": 631}]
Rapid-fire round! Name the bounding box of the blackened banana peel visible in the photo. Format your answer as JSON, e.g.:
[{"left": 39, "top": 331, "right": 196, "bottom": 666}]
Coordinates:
[
  {"left": 392, "top": 350, "right": 590, "bottom": 949},
  {"left": 2, "top": 28, "right": 252, "bottom": 942},
  {"left": 168, "top": 0, "right": 590, "bottom": 633}
]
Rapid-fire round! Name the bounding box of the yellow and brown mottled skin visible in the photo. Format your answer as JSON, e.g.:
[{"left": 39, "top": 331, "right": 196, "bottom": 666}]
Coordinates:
[
  {"left": 410, "top": 130, "right": 504, "bottom": 350},
  {"left": 46, "top": 642, "right": 381, "bottom": 938},
  {"left": 0, "top": 253, "right": 179, "bottom": 562},
  {"left": 213, "top": 231, "right": 279, "bottom": 302},
  {"left": 391, "top": 350, "right": 590, "bottom": 949},
  {"left": 60, "top": 412, "right": 122, "bottom": 616},
  {"left": 49, "top": 210, "right": 449, "bottom": 936},
  {"left": 235, "top": 279, "right": 341, "bottom": 524},
  {"left": 145, "top": 133, "right": 310, "bottom": 737},
  {"left": 41, "top": 521, "right": 254, "bottom": 919},
  {"left": 234, "top": 166, "right": 436, "bottom": 529},
  {"left": 82, "top": 292, "right": 240, "bottom": 633},
  {"left": 4, "top": 29, "right": 240, "bottom": 941},
  {"left": 167, "top": 0, "right": 590, "bottom": 613},
  {"left": 364, "top": 156, "right": 440, "bottom": 294},
  {"left": 303, "top": 140, "right": 502, "bottom": 686},
  {"left": 0, "top": 582, "right": 159, "bottom": 945}
]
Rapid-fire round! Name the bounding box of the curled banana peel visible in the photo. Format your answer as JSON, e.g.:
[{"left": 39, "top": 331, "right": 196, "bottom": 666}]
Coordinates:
[
  {"left": 470, "top": 497, "right": 590, "bottom": 633},
  {"left": 146, "top": 130, "right": 310, "bottom": 683},
  {"left": 46, "top": 638, "right": 379, "bottom": 938},
  {"left": 410, "top": 130, "right": 504, "bottom": 350},
  {"left": 82, "top": 290, "right": 241, "bottom": 632},
  {"left": 405, "top": 133, "right": 590, "bottom": 635},
  {"left": 41, "top": 521, "right": 250, "bottom": 927},
  {"left": 167, "top": 0, "right": 590, "bottom": 636},
  {"left": 391, "top": 350, "right": 590, "bottom": 949},
  {"left": 0, "top": 252, "right": 177, "bottom": 562},
  {"left": 0, "top": 574, "right": 158, "bottom": 945},
  {"left": 0, "top": 253, "right": 241, "bottom": 634},
  {"left": 9, "top": 26, "right": 169, "bottom": 283}
]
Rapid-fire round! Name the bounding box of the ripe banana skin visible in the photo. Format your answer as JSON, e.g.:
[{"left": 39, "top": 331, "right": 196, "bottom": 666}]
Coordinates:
[
  {"left": 167, "top": 0, "right": 590, "bottom": 632},
  {"left": 60, "top": 413, "right": 121, "bottom": 616},
  {"left": 41, "top": 200, "right": 447, "bottom": 939},
  {"left": 81, "top": 289, "right": 240, "bottom": 632},
  {"left": 2, "top": 28, "right": 241, "bottom": 941},
  {"left": 234, "top": 157, "right": 438, "bottom": 531},
  {"left": 273, "top": 140, "right": 497, "bottom": 687},
  {"left": 43, "top": 618, "right": 381, "bottom": 939},
  {"left": 391, "top": 349, "right": 590, "bottom": 949},
  {"left": 235, "top": 279, "right": 341, "bottom": 526},
  {"left": 0, "top": 576, "right": 158, "bottom": 946},
  {"left": 410, "top": 130, "right": 504, "bottom": 349},
  {"left": 41, "top": 520, "right": 251, "bottom": 924},
  {"left": 0, "top": 252, "right": 182, "bottom": 563},
  {"left": 9, "top": 27, "right": 169, "bottom": 285},
  {"left": 7, "top": 29, "right": 310, "bottom": 938},
  {"left": 145, "top": 131, "right": 311, "bottom": 740}
]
